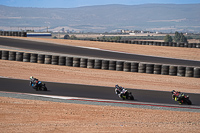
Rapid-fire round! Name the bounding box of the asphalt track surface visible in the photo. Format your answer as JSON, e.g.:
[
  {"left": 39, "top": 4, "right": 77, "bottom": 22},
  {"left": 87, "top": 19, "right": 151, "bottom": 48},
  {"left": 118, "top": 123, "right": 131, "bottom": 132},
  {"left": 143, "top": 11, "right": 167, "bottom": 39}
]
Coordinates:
[
  {"left": 0, "top": 37, "right": 200, "bottom": 67},
  {"left": 0, "top": 78, "right": 200, "bottom": 107}
]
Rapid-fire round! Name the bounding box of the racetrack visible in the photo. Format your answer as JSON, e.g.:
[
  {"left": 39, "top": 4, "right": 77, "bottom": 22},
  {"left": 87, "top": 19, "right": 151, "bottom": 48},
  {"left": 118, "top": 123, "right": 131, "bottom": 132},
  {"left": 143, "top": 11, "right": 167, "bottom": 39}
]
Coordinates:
[
  {"left": 1, "top": 37, "right": 200, "bottom": 132},
  {"left": 1, "top": 78, "right": 199, "bottom": 107},
  {"left": 1, "top": 37, "right": 200, "bottom": 67}
]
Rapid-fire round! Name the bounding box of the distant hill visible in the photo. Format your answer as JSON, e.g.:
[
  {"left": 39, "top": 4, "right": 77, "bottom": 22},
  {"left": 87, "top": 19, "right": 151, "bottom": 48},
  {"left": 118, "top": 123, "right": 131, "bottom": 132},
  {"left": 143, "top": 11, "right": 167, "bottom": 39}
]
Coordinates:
[{"left": 0, "top": 4, "right": 200, "bottom": 33}]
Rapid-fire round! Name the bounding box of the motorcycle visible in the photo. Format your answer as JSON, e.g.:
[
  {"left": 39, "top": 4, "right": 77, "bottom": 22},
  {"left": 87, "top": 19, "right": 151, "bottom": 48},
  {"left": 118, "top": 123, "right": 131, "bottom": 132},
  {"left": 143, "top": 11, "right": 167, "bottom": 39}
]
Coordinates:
[
  {"left": 31, "top": 81, "right": 47, "bottom": 91},
  {"left": 115, "top": 87, "right": 134, "bottom": 100},
  {"left": 173, "top": 93, "right": 192, "bottom": 105},
  {"left": 121, "top": 90, "right": 134, "bottom": 100}
]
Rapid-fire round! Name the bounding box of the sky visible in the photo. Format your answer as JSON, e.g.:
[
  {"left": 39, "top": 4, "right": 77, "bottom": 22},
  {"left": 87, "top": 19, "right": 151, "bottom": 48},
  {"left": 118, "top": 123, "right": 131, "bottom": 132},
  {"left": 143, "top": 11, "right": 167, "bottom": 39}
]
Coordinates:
[{"left": 0, "top": 0, "right": 200, "bottom": 8}]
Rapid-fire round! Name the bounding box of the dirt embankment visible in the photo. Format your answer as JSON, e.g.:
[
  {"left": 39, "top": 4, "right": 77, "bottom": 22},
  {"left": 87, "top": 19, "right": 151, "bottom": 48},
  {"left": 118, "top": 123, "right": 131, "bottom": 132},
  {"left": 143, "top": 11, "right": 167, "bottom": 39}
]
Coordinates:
[{"left": 0, "top": 97, "right": 199, "bottom": 133}]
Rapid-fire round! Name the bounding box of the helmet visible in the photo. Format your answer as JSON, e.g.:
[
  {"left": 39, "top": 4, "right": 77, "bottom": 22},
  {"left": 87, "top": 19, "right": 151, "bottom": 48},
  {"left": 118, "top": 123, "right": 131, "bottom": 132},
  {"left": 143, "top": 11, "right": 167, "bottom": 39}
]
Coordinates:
[
  {"left": 30, "top": 76, "right": 33, "bottom": 79},
  {"left": 115, "top": 84, "right": 119, "bottom": 88},
  {"left": 171, "top": 90, "right": 175, "bottom": 94}
]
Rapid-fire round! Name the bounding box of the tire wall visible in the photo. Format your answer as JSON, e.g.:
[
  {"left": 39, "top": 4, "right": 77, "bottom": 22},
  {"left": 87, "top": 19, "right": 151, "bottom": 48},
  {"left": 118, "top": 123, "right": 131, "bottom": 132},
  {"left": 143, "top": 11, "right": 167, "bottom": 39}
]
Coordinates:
[
  {"left": 0, "top": 31, "right": 27, "bottom": 37},
  {"left": 0, "top": 50, "right": 199, "bottom": 78},
  {"left": 92, "top": 39, "right": 200, "bottom": 49}
]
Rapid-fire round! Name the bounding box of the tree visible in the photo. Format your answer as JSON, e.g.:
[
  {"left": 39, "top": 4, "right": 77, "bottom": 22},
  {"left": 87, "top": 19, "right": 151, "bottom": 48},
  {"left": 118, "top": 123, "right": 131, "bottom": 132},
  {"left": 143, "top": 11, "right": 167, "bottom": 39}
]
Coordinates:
[
  {"left": 180, "top": 33, "right": 188, "bottom": 43},
  {"left": 70, "top": 35, "right": 77, "bottom": 40},
  {"left": 173, "top": 31, "right": 188, "bottom": 43},
  {"left": 174, "top": 31, "right": 181, "bottom": 42},
  {"left": 164, "top": 34, "right": 173, "bottom": 42},
  {"left": 64, "top": 34, "right": 70, "bottom": 39}
]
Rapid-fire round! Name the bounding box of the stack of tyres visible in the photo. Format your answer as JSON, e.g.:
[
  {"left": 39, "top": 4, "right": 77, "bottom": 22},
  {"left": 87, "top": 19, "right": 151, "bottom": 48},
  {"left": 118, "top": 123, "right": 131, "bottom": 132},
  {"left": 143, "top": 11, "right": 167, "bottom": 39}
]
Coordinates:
[
  {"left": 109, "top": 61, "right": 116, "bottom": 70},
  {"left": 116, "top": 61, "right": 123, "bottom": 71},
  {"left": 2, "top": 51, "right": 9, "bottom": 60},
  {"left": 9, "top": 51, "right": 16, "bottom": 61},
  {"left": 146, "top": 64, "right": 154, "bottom": 74},
  {"left": 168, "top": 42, "right": 173, "bottom": 47},
  {"left": 80, "top": 58, "right": 87, "bottom": 68},
  {"left": 188, "top": 43, "right": 193, "bottom": 48},
  {"left": 38, "top": 54, "right": 45, "bottom": 64},
  {"left": 87, "top": 59, "right": 95, "bottom": 68},
  {"left": 157, "top": 42, "right": 162, "bottom": 46},
  {"left": 184, "top": 43, "right": 188, "bottom": 48},
  {"left": 131, "top": 62, "right": 138, "bottom": 72},
  {"left": 44, "top": 55, "right": 52, "bottom": 64},
  {"left": 123, "top": 62, "right": 131, "bottom": 72},
  {"left": 0, "top": 51, "right": 2, "bottom": 59},
  {"left": 161, "top": 65, "right": 169, "bottom": 75},
  {"left": 66, "top": 57, "right": 73, "bottom": 66},
  {"left": 73, "top": 57, "right": 80, "bottom": 67},
  {"left": 58, "top": 56, "right": 66, "bottom": 66},
  {"left": 192, "top": 43, "right": 197, "bottom": 48},
  {"left": 172, "top": 43, "right": 177, "bottom": 47},
  {"left": 52, "top": 56, "right": 59, "bottom": 65},
  {"left": 169, "top": 66, "right": 177, "bottom": 76},
  {"left": 94, "top": 59, "right": 102, "bottom": 69},
  {"left": 194, "top": 68, "right": 200, "bottom": 78},
  {"left": 23, "top": 53, "right": 30, "bottom": 62},
  {"left": 138, "top": 63, "right": 146, "bottom": 73},
  {"left": 154, "top": 64, "right": 162, "bottom": 74},
  {"left": 30, "top": 53, "right": 38, "bottom": 63},
  {"left": 185, "top": 67, "right": 194, "bottom": 77},
  {"left": 16, "top": 52, "right": 23, "bottom": 61},
  {"left": 177, "top": 66, "right": 186, "bottom": 77},
  {"left": 102, "top": 60, "right": 109, "bottom": 70},
  {"left": 149, "top": 41, "right": 153, "bottom": 45}
]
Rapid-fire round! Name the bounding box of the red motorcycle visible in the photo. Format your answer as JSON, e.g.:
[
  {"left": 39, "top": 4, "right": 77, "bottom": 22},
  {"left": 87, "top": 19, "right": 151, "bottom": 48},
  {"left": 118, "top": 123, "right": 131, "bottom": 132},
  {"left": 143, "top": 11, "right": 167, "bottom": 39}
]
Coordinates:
[{"left": 172, "top": 90, "right": 192, "bottom": 105}]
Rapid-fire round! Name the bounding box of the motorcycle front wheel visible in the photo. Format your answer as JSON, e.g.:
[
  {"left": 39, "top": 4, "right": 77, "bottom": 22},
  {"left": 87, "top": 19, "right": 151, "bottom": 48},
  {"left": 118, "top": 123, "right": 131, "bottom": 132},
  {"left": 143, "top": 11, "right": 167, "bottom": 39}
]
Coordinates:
[{"left": 185, "top": 99, "right": 192, "bottom": 105}]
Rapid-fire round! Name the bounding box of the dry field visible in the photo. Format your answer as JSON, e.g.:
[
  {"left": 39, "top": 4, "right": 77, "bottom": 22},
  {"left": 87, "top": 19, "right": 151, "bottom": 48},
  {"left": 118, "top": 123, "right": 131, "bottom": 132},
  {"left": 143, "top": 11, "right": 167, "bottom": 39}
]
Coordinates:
[{"left": 0, "top": 37, "right": 200, "bottom": 132}]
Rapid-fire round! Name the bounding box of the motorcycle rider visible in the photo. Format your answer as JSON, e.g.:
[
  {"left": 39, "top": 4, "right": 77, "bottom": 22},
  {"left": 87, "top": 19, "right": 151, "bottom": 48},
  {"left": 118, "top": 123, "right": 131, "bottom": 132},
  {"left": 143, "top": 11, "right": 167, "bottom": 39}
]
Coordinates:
[
  {"left": 115, "top": 84, "right": 122, "bottom": 94},
  {"left": 30, "top": 76, "right": 39, "bottom": 89},
  {"left": 171, "top": 90, "right": 184, "bottom": 104},
  {"left": 115, "top": 84, "right": 127, "bottom": 99}
]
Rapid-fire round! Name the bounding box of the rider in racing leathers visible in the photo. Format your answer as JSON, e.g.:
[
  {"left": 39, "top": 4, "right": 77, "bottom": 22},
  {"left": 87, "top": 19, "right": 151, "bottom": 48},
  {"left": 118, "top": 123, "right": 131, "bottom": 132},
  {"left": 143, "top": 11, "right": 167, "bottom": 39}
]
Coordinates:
[
  {"left": 171, "top": 90, "right": 184, "bottom": 104},
  {"left": 115, "top": 84, "right": 127, "bottom": 99},
  {"left": 30, "top": 76, "right": 39, "bottom": 89}
]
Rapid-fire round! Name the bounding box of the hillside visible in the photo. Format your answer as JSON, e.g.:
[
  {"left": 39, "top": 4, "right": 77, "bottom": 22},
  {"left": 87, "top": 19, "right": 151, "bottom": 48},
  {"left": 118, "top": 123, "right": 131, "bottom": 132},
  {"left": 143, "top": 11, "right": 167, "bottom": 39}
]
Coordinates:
[{"left": 0, "top": 4, "right": 200, "bottom": 32}]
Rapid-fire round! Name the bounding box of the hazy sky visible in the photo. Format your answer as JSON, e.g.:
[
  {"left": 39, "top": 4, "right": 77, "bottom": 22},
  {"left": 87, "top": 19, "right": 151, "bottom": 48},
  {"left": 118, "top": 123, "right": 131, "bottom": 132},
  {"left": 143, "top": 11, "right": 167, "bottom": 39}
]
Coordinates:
[{"left": 0, "top": 0, "right": 200, "bottom": 8}]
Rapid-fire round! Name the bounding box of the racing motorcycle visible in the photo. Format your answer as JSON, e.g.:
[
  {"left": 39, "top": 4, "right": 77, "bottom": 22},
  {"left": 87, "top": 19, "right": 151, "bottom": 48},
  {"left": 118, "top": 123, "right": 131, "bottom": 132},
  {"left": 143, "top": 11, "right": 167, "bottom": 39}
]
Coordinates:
[
  {"left": 173, "top": 93, "right": 192, "bottom": 105},
  {"left": 31, "top": 81, "right": 47, "bottom": 91},
  {"left": 115, "top": 87, "right": 134, "bottom": 100},
  {"left": 121, "top": 90, "right": 134, "bottom": 100}
]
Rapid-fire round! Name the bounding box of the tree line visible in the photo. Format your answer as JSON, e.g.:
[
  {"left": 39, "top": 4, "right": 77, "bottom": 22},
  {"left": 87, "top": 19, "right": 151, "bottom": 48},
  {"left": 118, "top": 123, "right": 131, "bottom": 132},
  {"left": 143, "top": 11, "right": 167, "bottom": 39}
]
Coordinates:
[
  {"left": 62, "top": 31, "right": 189, "bottom": 43},
  {"left": 164, "top": 31, "right": 188, "bottom": 43}
]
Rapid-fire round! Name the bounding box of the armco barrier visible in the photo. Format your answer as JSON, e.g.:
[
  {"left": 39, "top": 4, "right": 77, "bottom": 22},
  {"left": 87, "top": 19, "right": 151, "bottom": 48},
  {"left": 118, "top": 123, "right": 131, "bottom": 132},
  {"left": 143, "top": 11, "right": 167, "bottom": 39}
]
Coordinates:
[{"left": 0, "top": 50, "right": 200, "bottom": 78}]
